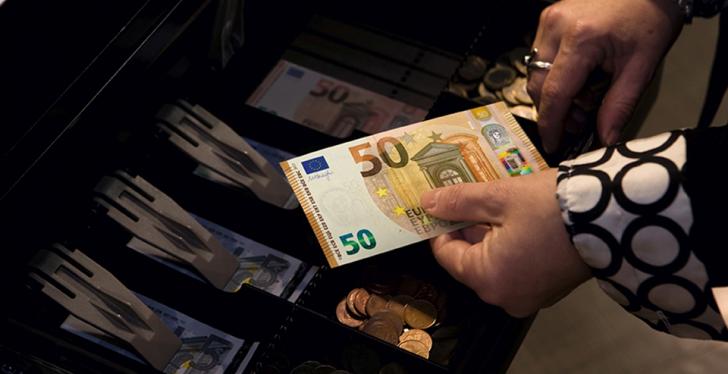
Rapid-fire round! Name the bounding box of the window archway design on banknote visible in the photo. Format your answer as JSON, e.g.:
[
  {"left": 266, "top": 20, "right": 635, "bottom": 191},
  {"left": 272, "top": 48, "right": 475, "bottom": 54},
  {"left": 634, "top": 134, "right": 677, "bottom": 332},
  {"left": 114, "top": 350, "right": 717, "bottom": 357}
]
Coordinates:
[{"left": 411, "top": 142, "right": 476, "bottom": 188}]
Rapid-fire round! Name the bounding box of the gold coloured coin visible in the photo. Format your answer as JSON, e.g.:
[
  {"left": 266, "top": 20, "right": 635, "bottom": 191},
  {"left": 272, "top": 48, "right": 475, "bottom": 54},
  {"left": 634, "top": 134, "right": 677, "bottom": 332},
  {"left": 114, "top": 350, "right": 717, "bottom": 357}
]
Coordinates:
[{"left": 403, "top": 299, "right": 437, "bottom": 329}]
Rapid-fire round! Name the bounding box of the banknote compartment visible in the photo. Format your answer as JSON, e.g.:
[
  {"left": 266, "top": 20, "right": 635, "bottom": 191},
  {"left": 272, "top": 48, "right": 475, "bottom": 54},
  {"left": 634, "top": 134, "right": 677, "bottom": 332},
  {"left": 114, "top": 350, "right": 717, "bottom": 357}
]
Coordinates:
[
  {"left": 16, "top": 239, "right": 291, "bottom": 373},
  {"left": 2, "top": 0, "right": 545, "bottom": 372}
]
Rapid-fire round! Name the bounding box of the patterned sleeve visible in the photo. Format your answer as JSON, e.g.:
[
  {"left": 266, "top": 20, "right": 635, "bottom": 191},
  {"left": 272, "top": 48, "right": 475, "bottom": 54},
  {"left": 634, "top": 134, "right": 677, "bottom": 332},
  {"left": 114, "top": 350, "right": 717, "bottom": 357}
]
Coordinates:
[
  {"left": 694, "top": 0, "right": 728, "bottom": 17},
  {"left": 556, "top": 126, "right": 728, "bottom": 340}
]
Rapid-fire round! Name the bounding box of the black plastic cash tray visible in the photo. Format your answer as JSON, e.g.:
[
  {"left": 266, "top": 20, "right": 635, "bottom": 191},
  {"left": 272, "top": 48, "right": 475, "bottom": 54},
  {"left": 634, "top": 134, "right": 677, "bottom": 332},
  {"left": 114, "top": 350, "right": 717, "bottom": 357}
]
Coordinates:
[{"left": 0, "top": 0, "right": 544, "bottom": 373}]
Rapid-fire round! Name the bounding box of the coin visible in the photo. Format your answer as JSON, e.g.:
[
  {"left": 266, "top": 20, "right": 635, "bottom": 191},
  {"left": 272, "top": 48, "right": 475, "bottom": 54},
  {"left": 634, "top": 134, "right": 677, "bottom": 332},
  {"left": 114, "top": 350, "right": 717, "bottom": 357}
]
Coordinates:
[
  {"left": 501, "top": 80, "right": 521, "bottom": 106},
  {"left": 378, "top": 362, "right": 407, "bottom": 374},
  {"left": 473, "top": 95, "right": 498, "bottom": 105},
  {"left": 314, "top": 364, "right": 337, "bottom": 374},
  {"left": 291, "top": 365, "right": 315, "bottom": 374},
  {"left": 483, "top": 65, "right": 517, "bottom": 91},
  {"left": 385, "top": 295, "right": 413, "bottom": 320},
  {"left": 346, "top": 289, "right": 366, "bottom": 318},
  {"left": 353, "top": 288, "right": 371, "bottom": 317},
  {"left": 414, "top": 283, "right": 439, "bottom": 304},
  {"left": 336, "top": 298, "right": 364, "bottom": 328},
  {"left": 509, "top": 105, "right": 538, "bottom": 122},
  {"left": 457, "top": 55, "right": 488, "bottom": 82},
  {"left": 403, "top": 299, "right": 437, "bottom": 329},
  {"left": 399, "top": 329, "right": 433, "bottom": 351},
  {"left": 342, "top": 344, "right": 380, "bottom": 374},
  {"left": 507, "top": 47, "right": 530, "bottom": 76},
  {"left": 366, "top": 294, "right": 389, "bottom": 316},
  {"left": 398, "top": 339, "right": 429, "bottom": 359},
  {"left": 512, "top": 77, "right": 533, "bottom": 105},
  {"left": 362, "top": 318, "right": 400, "bottom": 345},
  {"left": 474, "top": 83, "right": 499, "bottom": 104},
  {"left": 370, "top": 311, "right": 404, "bottom": 334},
  {"left": 447, "top": 81, "right": 469, "bottom": 98}
]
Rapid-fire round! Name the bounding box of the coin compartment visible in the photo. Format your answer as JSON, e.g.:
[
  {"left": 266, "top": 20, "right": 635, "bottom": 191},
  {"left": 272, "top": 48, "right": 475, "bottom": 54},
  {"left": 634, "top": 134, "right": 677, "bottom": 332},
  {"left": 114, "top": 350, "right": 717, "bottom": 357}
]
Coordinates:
[{"left": 255, "top": 305, "right": 448, "bottom": 374}]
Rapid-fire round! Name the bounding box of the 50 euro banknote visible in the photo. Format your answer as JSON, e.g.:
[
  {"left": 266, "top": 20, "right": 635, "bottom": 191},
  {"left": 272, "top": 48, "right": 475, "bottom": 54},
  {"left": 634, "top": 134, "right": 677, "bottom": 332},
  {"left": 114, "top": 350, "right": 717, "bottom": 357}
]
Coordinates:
[{"left": 281, "top": 102, "right": 547, "bottom": 267}]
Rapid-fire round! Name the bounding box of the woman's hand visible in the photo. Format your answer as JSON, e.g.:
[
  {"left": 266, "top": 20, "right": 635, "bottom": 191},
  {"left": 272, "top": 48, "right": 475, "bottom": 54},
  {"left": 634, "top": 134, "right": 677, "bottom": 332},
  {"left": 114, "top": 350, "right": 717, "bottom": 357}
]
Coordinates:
[{"left": 421, "top": 169, "right": 591, "bottom": 317}]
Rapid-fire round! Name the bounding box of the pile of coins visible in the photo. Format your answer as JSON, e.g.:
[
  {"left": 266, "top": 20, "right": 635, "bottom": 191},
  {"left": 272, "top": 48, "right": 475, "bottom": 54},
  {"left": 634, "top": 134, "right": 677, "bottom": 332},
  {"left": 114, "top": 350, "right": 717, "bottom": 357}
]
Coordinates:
[
  {"left": 336, "top": 287, "right": 438, "bottom": 359},
  {"left": 447, "top": 47, "right": 538, "bottom": 122}
]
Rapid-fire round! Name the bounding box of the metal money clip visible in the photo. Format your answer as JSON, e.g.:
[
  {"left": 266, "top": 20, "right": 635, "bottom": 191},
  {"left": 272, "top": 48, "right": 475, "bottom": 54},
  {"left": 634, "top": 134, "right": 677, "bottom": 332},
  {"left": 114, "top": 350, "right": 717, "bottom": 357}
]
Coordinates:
[
  {"left": 27, "top": 244, "right": 182, "bottom": 371},
  {"left": 156, "top": 100, "right": 297, "bottom": 209},
  {"left": 93, "top": 170, "right": 239, "bottom": 290}
]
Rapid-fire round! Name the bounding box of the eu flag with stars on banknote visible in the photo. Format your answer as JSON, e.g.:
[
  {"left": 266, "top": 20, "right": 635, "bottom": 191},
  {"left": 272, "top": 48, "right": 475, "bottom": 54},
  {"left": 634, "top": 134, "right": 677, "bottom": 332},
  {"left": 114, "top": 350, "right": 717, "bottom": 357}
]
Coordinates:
[{"left": 301, "top": 156, "right": 329, "bottom": 174}]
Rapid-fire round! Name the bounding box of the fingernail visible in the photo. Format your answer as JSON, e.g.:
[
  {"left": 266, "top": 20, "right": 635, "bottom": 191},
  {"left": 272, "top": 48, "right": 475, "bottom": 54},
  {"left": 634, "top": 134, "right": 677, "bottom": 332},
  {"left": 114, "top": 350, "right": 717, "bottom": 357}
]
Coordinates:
[
  {"left": 422, "top": 190, "right": 440, "bottom": 211},
  {"left": 604, "top": 129, "right": 619, "bottom": 145}
]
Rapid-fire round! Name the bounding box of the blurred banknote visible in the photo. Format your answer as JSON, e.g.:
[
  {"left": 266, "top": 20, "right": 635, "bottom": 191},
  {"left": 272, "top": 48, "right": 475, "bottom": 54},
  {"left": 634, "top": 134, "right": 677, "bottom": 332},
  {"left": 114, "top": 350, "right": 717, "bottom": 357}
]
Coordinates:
[
  {"left": 281, "top": 102, "right": 547, "bottom": 267},
  {"left": 247, "top": 60, "right": 427, "bottom": 138},
  {"left": 63, "top": 294, "right": 258, "bottom": 374},
  {"left": 127, "top": 214, "right": 317, "bottom": 301},
  {"left": 194, "top": 215, "right": 318, "bottom": 300}
]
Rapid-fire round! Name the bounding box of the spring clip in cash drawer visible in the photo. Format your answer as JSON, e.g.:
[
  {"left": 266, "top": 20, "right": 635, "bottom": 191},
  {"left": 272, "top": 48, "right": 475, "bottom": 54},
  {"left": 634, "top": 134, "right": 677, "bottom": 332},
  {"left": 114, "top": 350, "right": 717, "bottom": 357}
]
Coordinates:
[
  {"left": 27, "top": 244, "right": 182, "bottom": 371},
  {"left": 92, "top": 170, "right": 239, "bottom": 290},
  {"left": 156, "top": 100, "right": 297, "bottom": 209}
]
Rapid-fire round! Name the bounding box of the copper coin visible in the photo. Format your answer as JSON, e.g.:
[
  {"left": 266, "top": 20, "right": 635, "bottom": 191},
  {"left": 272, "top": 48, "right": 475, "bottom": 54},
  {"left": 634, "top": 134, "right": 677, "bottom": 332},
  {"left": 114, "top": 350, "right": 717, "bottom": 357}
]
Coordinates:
[
  {"left": 397, "top": 339, "right": 429, "bottom": 359},
  {"left": 399, "top": 329, "right": 433, "bottom": 351},
  {"left": 370, "top": 311, "right": 403, "bottom": 334},
  {"left": 362, "top": 319, "right": 400, "bottom": 345},
  {"left": 336, "top": 298, "right": 364, "bottom": 328},
  {"left": 366, "top": 294, "right": 389, "bottom": 317},
  {"left": 346, "top": 289, "right": 366, "bottom": 318},
  {"left": 385, "top": 295, "right": 414, "bottom": 320},
  {"left": 353, "top": 288, "right": 371, "bottom": 317},
  {"left": 403, "top": 299, "right": 437, "bottom": 329}
]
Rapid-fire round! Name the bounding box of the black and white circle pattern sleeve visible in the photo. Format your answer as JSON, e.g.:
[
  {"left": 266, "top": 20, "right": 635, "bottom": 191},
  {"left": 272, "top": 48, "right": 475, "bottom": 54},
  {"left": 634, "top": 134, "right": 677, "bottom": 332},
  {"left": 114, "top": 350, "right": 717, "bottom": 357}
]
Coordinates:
[{"left": 557, "top": 130, "right": 728, "bottom": 340}]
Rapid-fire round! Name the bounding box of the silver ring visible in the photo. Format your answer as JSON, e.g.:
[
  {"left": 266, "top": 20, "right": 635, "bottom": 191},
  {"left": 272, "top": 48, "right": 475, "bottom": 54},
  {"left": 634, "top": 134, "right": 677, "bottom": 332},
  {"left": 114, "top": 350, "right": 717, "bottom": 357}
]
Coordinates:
[{"left": 523, "top": 48, "right": 553, "bottom": 71}]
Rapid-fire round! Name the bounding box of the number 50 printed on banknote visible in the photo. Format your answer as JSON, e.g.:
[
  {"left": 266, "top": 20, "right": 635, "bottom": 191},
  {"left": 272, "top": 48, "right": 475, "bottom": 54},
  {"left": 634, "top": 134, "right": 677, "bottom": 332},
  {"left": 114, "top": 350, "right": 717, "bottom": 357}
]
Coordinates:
[{"left": 281, "top": 102, "right": 548, "bottom": 267}]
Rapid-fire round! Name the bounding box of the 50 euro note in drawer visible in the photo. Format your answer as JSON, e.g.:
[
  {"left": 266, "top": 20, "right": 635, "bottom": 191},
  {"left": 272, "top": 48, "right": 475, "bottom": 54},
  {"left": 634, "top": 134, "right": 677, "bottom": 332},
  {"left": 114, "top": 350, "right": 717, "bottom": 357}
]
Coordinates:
[{"left": 281, "top": 102, "right": 547, "bottom": 267}]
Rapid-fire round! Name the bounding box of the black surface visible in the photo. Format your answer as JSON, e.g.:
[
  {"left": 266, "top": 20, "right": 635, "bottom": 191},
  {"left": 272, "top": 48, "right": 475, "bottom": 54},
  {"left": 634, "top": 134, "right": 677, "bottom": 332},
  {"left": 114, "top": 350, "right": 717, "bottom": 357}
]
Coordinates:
[{"left": 0, "top": 1, "right": 544, "bottom": 373}]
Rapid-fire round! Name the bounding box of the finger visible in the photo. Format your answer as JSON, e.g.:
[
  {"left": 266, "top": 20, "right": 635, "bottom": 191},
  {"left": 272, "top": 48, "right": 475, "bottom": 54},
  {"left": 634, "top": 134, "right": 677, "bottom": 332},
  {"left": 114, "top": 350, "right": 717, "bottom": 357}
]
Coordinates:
[
  {"left": 430, "top": 232, "right": 480, "bottom": 285},
  {"left": 528, "top": 4, "right": 565, "bottom": 107},
  {"left": 537, "top": 38, "right": 601, "bottom": 153},
  {"left": 597, "top": 57, "right": 656, "bottom": 145},
  {"left": 421, "top": 183, "right": 504, "bottom": 223}
]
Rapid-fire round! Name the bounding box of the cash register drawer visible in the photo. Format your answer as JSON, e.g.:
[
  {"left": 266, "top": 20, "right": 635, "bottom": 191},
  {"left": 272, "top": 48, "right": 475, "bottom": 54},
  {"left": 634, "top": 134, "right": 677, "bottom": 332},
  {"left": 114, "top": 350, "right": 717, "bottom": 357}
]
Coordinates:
[{"left": 0, "top": 1, "right": 547, "bottom": 373}]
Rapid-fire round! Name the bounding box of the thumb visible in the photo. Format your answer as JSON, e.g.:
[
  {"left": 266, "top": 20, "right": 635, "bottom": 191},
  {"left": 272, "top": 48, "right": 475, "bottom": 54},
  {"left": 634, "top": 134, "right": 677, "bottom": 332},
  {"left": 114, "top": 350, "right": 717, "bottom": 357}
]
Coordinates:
[{"left": 420, "top": 183, "right": 503, "bottom": 223}]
